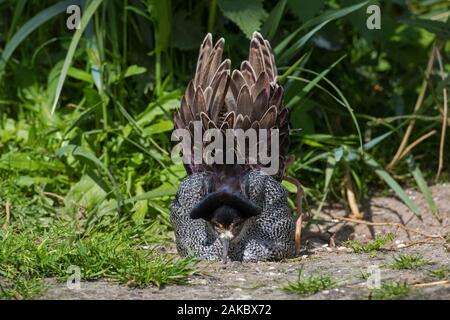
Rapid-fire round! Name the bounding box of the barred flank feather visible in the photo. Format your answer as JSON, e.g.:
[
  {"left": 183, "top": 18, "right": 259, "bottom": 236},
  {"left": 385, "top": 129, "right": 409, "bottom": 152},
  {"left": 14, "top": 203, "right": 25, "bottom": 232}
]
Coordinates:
[{"left": 174, "top": 32, "right": 290, "bottom": 181}]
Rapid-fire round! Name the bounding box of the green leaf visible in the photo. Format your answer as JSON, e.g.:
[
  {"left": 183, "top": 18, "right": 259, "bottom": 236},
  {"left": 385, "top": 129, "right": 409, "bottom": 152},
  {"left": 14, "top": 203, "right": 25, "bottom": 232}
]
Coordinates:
[
  {"left": 124, "top": 65, "right": 147, "bottom": 78},
  {"left": 218, "top": 0, "right": 268, "bottom": 38},
  {"left": 400, "top": 18, "right": 450, "bottom": 39},
  {"left": 132, "top": 182, "right": 148, "bottom": 225},
  {"left": 364, "top": 154, "right": 422, "bottom": 219},
  {"left": 56, "top": 144, "right": 118, "bottom": 201},
  {"left": 261, "top": 0, "right": 287, "bottom": 40},
  {"left": 406, "top": 155, "right": 440, "bottom": 221},
  {"left": 288, "top": 0, "right": 325, "bottom": 22},
  {"left": 0, "top": 152, "right": 64, "bottom": 172},
  {"left": 0, "top": 0, "right": 77, "bottom": 77},
  {"left": 363, "top": 130, "right": 395, "bottom": 151},
  {"left": 51, "top": 0, "right": 103, "bottom": 114},
  {"left": 67, "top": 67, "right": 94, "bottom": 83},
  {"left": 65, "top": 174, "right": 108, "bottom": 214},
  {"left": 147, "top": 0, "right": 172, "bottom": 52},
  {"left": 16, "top": 176, "right": 54, "bottom": 187},
  {"left": 143, "top": 120, "right": 174, "bottom": 135},
  {"left": 124, "top": 187, "right": 177, "bottom": 204}
]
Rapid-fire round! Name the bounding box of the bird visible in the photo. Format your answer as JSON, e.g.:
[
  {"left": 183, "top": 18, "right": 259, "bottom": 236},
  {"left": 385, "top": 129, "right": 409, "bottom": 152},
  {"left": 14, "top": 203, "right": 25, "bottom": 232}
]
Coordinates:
[{"left": 170, "top": 32, "right": 301, "bottom": 262}]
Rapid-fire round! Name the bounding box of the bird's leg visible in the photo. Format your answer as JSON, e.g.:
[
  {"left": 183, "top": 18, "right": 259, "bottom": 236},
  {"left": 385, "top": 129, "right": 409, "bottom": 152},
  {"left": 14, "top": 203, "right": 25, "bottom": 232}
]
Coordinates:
[{"left": 283, "top": 176, "right": 304, "bottom": 256}]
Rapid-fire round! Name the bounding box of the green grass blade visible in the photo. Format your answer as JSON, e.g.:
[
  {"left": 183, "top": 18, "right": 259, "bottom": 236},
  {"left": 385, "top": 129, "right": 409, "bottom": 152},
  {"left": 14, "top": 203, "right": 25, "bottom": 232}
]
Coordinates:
[
  {"left": 289, "top": 55, "right": 346, "bottom": 105},
  {"left": 297, "top": 69, "right": 363, "bottom": 150},
  {"left": 6, "top": 0, "right": 26, "bottom": 42},
  {"left": 51, "top": 0, "right": 103, "bottom": 114},
  {"left": 406, "top": 155, "right": 440, "bottom": 221},
  {"left": 317, "top": 153, "right": 336, "bottom": 214},
  {"left": 124, "top": 187, "right": 177, "bottom": 204},
  {"left": 275, "top": 1, "right": 368, "bottom": 61},
  {"left": 261, "top": 0, "right": 287, "bottom": 40},
  {"left": 278, "top": 52, "right": 310, "bottom": 82},
  {"left": 364, "top": 154, "right": 422, "bottom": 219},
  {"left": 0, "top": 0, "right": 75, "bottom": 76},
  {"left": 363, "top": 131, "right": 395, "bottom": 151}
]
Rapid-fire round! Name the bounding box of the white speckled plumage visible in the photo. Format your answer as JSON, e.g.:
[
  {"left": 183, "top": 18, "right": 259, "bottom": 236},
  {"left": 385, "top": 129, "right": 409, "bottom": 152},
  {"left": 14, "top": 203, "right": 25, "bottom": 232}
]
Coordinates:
[{"left": 171, "top": 171, "right": 295, "bottom": 261}]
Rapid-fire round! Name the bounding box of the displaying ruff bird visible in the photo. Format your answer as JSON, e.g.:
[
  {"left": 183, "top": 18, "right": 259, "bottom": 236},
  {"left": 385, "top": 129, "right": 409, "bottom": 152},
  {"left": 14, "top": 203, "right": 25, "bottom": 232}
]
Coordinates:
[{"left": 171, "top": 32, "right": 303, "bottom": 262}]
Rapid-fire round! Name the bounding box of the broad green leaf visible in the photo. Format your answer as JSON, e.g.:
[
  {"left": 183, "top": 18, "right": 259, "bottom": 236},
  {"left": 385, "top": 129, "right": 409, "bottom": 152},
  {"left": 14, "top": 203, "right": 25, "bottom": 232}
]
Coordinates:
[
  {"left": 288, "top": 0, "right": 325, "bottom": 22},
  {"left": 123, "top": 65, "right": 147, "bottom": 78},
  {"left": 64, "top": 174, "right": 108, "bottom": 214},
  {"left": 400, "top": 18, "right": 450, "bottom": 39},
  {"left": 171, "top": 10, "right": 204, "bottom": 50},
  {"left": 218, "top": 0, "right": 268, "bottom": 38},
  {"left": 364, "top": 154, "right": 422, "bottom": 219},
  {"left": 143, "top": 120, "right": 174, "bottom": 135},
  {"left": 16, "top": 176, "right": 54, "bottom": 187},
  {"left": 56, "top": 144, "right": 117, "bottom": 196},
  {"left": 51, "top": 0, "right": 103, "bottom": 114},
  {"left": 132, "top": 182, "right": 148, "bottom": 225},
  {"left": 282, "top": 180, "right": 297, "bottom": 193},
  {"left": 0, "top": 153, "right": 64, "bottom": 172},
  {"left": 147, "top": 0, "right": 172, "bottom": 52},
  {"left": 67, "top": 67, "right": 94, "bottom": 83},
  {"left": 124, "top": 187, "right": 177, "bottom": 204}
]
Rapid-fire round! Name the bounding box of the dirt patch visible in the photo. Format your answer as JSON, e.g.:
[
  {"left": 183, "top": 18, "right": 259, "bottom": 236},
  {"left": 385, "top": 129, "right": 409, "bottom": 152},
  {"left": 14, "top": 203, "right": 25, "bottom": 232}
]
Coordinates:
[{"left": 39, "top": 184, "right": 450, "bottom": 300}]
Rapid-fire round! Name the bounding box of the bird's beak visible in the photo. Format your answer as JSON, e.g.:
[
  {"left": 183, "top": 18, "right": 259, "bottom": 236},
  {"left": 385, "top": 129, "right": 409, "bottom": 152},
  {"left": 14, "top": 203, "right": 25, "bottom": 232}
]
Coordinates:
[{"left": 221, "top": 238, "right": 229, "bottom": 264}]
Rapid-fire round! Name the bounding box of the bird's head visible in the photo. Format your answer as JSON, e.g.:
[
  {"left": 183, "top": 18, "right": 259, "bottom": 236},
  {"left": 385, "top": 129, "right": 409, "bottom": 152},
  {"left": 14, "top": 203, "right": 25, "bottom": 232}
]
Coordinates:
[{"left": 189, "top": 191, "right": 261, "bottom": 263}]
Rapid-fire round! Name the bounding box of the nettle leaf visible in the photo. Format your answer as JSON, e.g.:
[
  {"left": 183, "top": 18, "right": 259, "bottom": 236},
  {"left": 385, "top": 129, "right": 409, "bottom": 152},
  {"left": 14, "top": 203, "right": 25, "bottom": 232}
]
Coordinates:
[
  {"left": 288, "top": 0, "right": 325, "bottom": 22},
  {"left": 171, "top": 11, "right": 204, "bottom": 50},
  {"left": 218, "top": 0, "right": 268, "bottom": 39}
]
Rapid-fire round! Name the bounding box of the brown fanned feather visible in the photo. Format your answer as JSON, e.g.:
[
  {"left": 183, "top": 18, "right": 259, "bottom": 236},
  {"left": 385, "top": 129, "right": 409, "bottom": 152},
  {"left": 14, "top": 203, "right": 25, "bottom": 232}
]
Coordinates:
[{"left": 174, "top": 32, "right": 290, "bottom": 180}]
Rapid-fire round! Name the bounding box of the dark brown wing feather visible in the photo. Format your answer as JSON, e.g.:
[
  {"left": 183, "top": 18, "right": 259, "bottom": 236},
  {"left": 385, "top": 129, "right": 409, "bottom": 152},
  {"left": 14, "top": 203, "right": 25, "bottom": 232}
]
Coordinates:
[{"left": 174, "top": 32, "right": 290, "bottom": 181}]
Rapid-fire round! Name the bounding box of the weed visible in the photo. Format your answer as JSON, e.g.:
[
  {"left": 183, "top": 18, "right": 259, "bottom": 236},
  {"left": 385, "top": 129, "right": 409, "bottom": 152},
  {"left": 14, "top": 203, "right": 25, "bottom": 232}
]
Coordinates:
[
  {"left": 343, "top": 233, "right": 395, "bottom": 253},
  {"left": 426, "top": 265, "right": 450, "bottom": 280},
  {"left": 389, "top": 254, "right": 434, "bottom": 270},
  {"left": 283, "top": 268, "right": 337, "bottom": 296},
  {"left": 371, "top": 281, "right": 411, "bottom": 300},
  {"left": 0, "top": 217, "right": 197, "bottom": 299}
]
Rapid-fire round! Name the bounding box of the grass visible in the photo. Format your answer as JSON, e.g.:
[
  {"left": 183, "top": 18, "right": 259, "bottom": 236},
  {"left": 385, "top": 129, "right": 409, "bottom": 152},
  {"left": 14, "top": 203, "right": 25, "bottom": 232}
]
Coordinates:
[
  {"left": 0, "top": 0, "right": 449, "bottom": 300},
  {"left": 283, "top": 268, "right": 337, "bottom": 296},
  {"left": 0, "top": 220, "right": 197, "bottom": 299},
  {"left": 0, "top": 187, "right": 197, "bottom": 299},
  {"left": 370, "top": 281, "right": 411, "bottom": 300},
  {"left": 342, "top": 233, "right": 396, "bottom": 253},
  {"left": 389, "top": 254, "right": 434, "bottom": 270},
  {"left": 426, "top": 265, "right": 450, "bottom": 280}
]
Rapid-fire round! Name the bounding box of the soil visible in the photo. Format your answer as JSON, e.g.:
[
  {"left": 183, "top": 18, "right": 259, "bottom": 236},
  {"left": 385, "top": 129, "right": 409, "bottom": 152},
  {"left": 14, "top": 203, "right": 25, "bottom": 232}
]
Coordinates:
[{"left": 39, "top": 183, "right": 450, "bottom": 300}]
